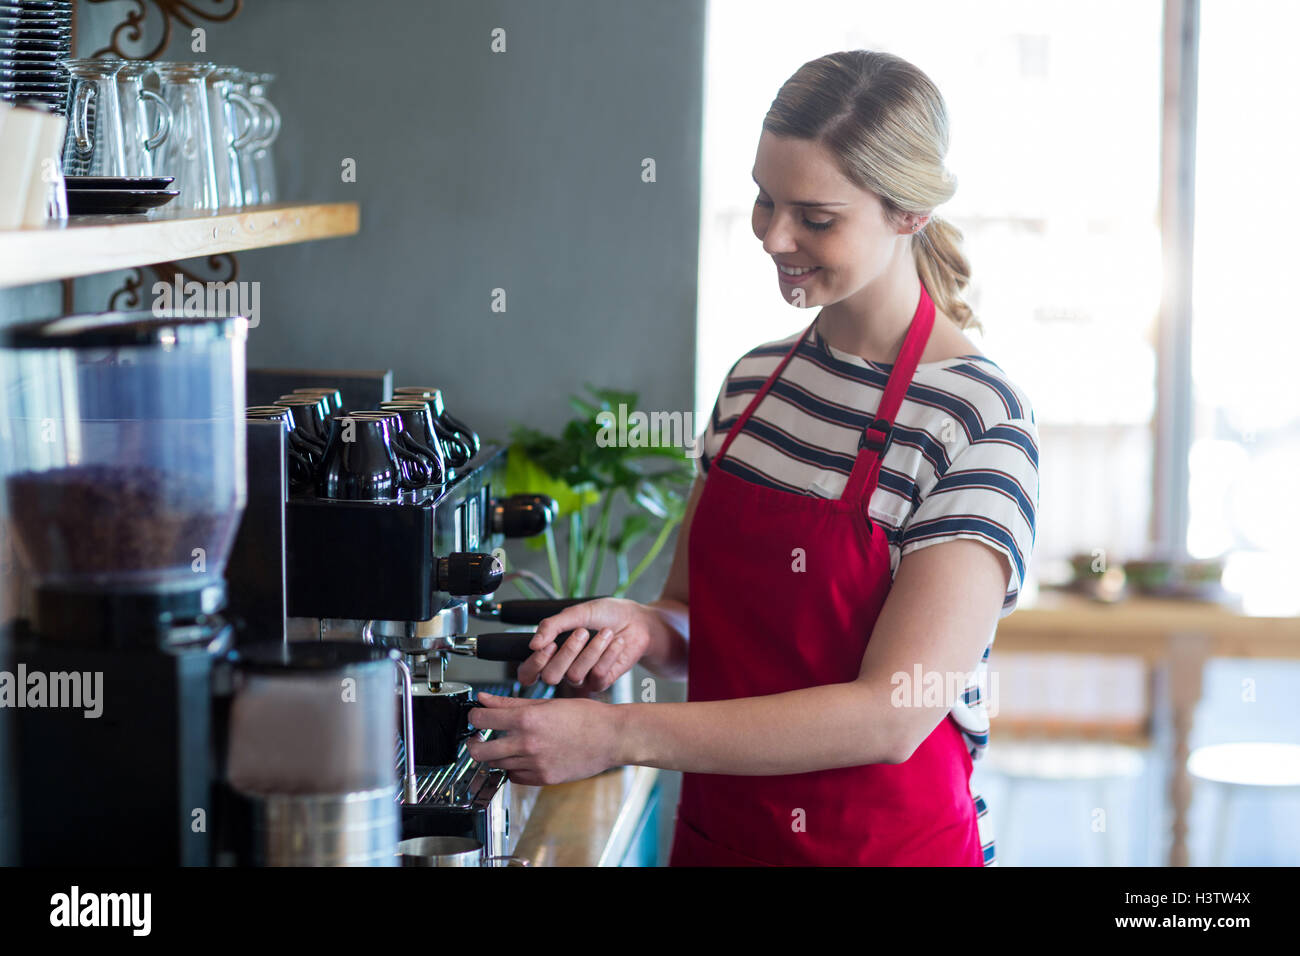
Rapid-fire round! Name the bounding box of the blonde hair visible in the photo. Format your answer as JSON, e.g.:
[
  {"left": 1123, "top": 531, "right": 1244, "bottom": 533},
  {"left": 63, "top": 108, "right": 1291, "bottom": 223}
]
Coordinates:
[{"left": 763, "top": 50, "right": 981, "bottom": 334}]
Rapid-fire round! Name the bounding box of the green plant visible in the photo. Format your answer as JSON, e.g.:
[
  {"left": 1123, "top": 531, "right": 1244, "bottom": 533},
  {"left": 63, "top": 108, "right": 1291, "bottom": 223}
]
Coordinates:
[{"left": 501, "top": 385, "right": 696, "bottom": 598}]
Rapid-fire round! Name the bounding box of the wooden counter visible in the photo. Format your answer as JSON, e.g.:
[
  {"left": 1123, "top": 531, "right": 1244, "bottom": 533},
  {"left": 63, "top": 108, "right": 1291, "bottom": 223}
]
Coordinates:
[{"left": 513, "top": 765, "right": 660, "bottom": 867}]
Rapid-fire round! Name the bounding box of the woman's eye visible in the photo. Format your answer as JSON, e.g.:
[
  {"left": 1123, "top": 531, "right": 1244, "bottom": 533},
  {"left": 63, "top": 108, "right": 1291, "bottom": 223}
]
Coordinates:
[{"left": 754, "top": 197, "right": 833, "bottom": 232}]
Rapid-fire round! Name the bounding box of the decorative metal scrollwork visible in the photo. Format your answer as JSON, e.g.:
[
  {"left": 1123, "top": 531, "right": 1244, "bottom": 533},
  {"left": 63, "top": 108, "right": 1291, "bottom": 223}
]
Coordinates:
[
  {"left": 86, "top": 0, "right": 243, "bottom": 61},
  {"left": 106, "top": 254, "right": 240, "bottom": 312}
]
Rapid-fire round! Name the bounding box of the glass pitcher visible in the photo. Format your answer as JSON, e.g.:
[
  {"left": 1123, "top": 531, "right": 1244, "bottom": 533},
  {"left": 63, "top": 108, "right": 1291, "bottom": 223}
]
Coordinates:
[
  {"left": 206, "top": 66, "right": 258, "bottom": 209},
  {"left": 116, "top": 60, "right": 173, "bottom": 178},
  {"left": 152, "top": 61, "right": 219, "bottom": 213},
  {"left": 227, "top": 69, "right": 261, "bottom": 206},
  {"left": 243, "top": 71, "right": 280, "bottom": 205},
  {"left": 59, "top": 58, "right": 126, "bottom": 177}
]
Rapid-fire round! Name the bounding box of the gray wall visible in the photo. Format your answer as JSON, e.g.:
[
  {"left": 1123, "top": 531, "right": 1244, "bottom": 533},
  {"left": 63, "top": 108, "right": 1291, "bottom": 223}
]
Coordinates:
[{"left": 156, "top": 0, "right": 703, "bottom": 445}]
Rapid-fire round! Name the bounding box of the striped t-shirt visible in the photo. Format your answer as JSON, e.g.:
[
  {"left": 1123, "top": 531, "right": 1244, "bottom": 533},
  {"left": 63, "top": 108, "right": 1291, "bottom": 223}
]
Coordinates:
[{"left": 696, "top": 319, "right": 1040, "bottom": 759}]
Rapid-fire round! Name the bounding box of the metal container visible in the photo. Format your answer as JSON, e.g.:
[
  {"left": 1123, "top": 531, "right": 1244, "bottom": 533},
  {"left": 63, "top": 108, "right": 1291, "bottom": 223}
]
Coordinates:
[
  {"left": 249, "top": 787, "right": 399, "bottom": 867},
  {"left": 396, "top": 835, "right": 527, "bottom": 867}
]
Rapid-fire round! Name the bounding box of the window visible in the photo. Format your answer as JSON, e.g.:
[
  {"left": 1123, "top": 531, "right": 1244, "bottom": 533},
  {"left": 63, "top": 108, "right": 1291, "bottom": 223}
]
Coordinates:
[{"left": 1189, "top": 0, "right": 1300, "bottom": 614}]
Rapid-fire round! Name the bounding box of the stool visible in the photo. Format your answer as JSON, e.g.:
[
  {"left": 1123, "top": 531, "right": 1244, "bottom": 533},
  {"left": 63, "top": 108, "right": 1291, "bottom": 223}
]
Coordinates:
[
  {"left": 983, "top": 739, "right": 1146, "bottom": 866},
  {"left": 1187, "top": 742, "right": 1300, "bottom": 865}
]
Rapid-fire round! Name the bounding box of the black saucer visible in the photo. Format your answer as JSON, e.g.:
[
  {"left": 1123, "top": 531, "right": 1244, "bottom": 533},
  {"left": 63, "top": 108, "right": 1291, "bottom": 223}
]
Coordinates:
[
  {"left": 66, "top": 188, "right": 179, "bottom": 215},
  {"left": 65, "top": 176, "right": 176, "bottom": 191}
]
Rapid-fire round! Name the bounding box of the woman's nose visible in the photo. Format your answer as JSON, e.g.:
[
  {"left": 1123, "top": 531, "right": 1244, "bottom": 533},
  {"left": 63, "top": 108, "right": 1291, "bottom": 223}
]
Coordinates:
[{"left": 758, "top": 216, "right": 798, "bottom": 255}]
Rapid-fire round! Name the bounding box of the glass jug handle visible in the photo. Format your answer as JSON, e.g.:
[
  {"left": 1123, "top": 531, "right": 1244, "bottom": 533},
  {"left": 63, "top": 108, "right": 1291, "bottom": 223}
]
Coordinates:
[
  {"left": 140, "top": 89, "right": 173, "bottom": 151},
  {"left": 226, "top": 91, "right": 260, "bottom": 151},
  {"left": 72, "top": 84, "right": 95, "bottom": 156},
  {"left": 249, "top": 95, "right": 281, "bottom": 149}
]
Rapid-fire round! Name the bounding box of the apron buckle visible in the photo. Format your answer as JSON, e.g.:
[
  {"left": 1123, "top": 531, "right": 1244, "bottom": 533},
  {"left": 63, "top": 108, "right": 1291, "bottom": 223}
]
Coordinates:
[{"left": 859, "top": 417, "right": 894, "bottom": 455}]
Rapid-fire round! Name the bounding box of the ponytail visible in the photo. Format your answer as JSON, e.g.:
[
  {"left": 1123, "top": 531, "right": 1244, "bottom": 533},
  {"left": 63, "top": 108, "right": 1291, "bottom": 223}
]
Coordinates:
[{"left": 915, "top": 215, "right": 980, "bottom": 333}]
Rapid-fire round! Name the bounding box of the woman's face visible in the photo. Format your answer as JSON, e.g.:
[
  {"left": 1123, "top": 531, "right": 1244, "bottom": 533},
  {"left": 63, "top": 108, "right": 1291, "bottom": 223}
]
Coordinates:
[{"left": 751, "top": 130, "right": 913, "bottom": 307}]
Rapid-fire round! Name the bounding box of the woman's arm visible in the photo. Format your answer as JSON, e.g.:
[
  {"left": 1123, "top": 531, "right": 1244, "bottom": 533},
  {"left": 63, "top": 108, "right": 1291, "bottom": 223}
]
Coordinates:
[{"left": 469, "top": 537, "right": 1008, "bottom": 782}]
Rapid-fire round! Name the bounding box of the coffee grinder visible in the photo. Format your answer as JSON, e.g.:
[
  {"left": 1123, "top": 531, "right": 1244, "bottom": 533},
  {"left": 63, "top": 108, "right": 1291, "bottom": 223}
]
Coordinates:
[{"left": 0, "top": 311, "right": 250, "bottom": 866}]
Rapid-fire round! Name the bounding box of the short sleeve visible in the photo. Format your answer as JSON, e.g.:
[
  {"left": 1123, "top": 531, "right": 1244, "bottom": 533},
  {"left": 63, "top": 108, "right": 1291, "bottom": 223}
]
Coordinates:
[
  {"left": 899, "top": 417, "right": 1040, "bottom": 617},
  {"left": 694, "top": 359, "right": 741, "bottom": 478}
]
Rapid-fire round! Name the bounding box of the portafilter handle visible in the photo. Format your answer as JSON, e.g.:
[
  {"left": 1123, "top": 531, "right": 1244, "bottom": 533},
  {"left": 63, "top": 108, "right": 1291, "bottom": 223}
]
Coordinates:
[
  {"left": 466, "top": 630, "right": 584, "bottom": 662},
  {"left": 471, "top": 597, "right": 605, "bottom": 626}
]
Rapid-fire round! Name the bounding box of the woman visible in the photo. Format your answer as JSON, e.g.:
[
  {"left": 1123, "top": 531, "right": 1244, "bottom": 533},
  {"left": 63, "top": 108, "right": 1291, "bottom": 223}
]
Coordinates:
[{"left": 468, "top": 50, "right": 1039, "bottom": 866}]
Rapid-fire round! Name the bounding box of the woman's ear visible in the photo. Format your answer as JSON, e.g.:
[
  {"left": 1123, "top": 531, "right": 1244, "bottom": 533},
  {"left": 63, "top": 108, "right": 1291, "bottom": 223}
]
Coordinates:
[{"left": 895, "top": 211, "right": 929, "bottom": 234}]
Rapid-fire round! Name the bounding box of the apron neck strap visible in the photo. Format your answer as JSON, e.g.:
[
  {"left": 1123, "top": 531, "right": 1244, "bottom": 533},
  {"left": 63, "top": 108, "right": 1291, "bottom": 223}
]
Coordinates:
[
  {"left": 841, "top": 281, "right": 936, "bottom": 505},
  {"left": 713, "top": 319, "right": 813, "bottom": 464},
  {"left": 712, "top": 280, "right": 937, "bottom": 500}
]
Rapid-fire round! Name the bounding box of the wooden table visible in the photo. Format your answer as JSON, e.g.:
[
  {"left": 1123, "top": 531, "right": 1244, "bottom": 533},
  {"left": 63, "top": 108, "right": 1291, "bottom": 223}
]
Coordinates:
[
  {"left": 513, "top": 765, "right": 660, "bottom": 867},
  {"left": 994, "top": 589, "right": 1300, "bottom": 866}
]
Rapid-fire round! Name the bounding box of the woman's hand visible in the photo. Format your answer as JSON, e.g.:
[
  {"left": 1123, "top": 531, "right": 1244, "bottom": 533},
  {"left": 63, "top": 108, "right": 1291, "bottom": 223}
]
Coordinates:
[
  {"left": 518, "top": 597, "right": 654, "bottom": 691},
  {"left": 465, "top": 693, "right": 623, "bottom": 785}
]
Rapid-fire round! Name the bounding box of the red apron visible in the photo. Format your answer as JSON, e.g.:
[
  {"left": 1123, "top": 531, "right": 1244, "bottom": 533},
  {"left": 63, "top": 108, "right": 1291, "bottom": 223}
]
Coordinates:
[{"left": 669, "top": 281, "right": 984, "bottom": 866}]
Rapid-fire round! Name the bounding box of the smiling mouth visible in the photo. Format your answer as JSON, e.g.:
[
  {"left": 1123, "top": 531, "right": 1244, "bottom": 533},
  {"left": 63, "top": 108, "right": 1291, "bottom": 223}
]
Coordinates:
[{"left": 777, "top": 263, "right": 821, "bottom": 284}]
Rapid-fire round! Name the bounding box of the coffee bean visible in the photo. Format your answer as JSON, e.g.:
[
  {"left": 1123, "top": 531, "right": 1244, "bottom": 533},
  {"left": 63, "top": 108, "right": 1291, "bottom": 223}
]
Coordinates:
[{"left": 6, "top": 464, "right": 240, "bottom": 584}]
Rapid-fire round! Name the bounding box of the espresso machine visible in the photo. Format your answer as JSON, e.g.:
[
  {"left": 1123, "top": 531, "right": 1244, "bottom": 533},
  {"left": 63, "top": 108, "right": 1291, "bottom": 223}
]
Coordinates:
[
  {"left": 229, "top": 379, "right": 587, "bottom": 859},
  {"left": 0, "top": 312, "right": 583, "bottom": 866},
  {"left": 0, "top": 311, "right": 251, "bottom": 866}
]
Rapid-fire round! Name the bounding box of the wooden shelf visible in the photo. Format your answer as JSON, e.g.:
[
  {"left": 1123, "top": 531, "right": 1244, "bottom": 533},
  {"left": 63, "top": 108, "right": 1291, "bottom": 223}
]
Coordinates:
[{"left": 0, "top": 201, "right": 360, "bottom": 289}]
